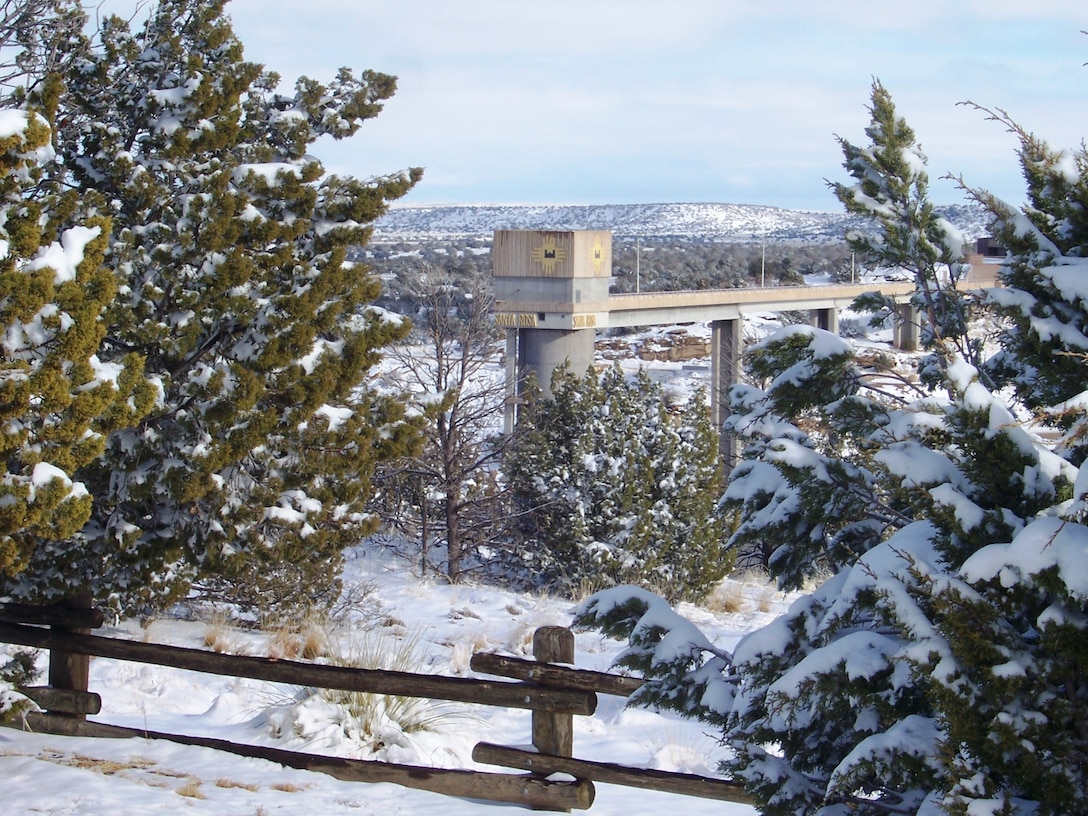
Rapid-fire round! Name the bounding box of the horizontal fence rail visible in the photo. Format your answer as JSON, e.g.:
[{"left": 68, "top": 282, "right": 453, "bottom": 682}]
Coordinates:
[
  {"left": 0, "top": 602, "right": 104, "bottom": 629},
  {"left": 23, "top": 713, "right": 594, "bottom": 811},
  {"left": 473, "top": 743, "right": 756, "bottom": 806},
  {"left": 470, "top": 652, "right": 644, "bottom": 697},
  {"left": 0, "top": 621, "right": 595, "bottom": 715}
]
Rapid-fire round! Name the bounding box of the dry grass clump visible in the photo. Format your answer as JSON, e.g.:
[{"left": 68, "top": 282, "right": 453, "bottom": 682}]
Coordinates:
[
  {"left": 215, "top": 777, "right": 259, "bottom": 791},
  {"left": 265, "top": 613, "right": 329, "bottom": 661},
  {"left": 201, "top": 607, "right": 243, "bottom": 654},
  {"left": 318, "top": 628, "right": 460, "bottom": 741},
  {"left": 175, "top": 778, "right": 206, "bottom": 799},
  {"left": 704, "top": 581, "right": 747, "bottom": 614},
  {"left": 68, "top": 754, "right": 155, "bottom": 774},
  {"left": 201, "top": 604, "right": 334, "bottom": 660},
  {"left": 703, "top": 570, "right": 779, "bottom": 616},
  {"left": 754, "top": 584, "right": 777, "bottom": 613},
  {"left": 447, "top": 629, "right": 492, "bottom": 675},
  {"left": 270, "top": 781, "right": 310, "bottom": 793}
]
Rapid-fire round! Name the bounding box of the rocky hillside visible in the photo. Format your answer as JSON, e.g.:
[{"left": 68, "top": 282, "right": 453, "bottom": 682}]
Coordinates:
[{"left": 373, "top": 202, "right": 989, "bottom": 243}]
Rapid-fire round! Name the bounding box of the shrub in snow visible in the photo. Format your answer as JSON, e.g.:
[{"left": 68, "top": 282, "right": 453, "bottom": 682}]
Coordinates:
[
  {"left": 374, "top": 268, "right": 512, "bottom": 582},
  {"left": 508, "top": 364, "right": 730, "bottom": 602},
  {"left": 578, "top": 80, "right": 1088, "bottom": 816},
  {"left": 0, "top": 648, "right": 39, "bottom": 724},
  {"left": 267, "top": 628, "right": 459, "bottom": 761}
]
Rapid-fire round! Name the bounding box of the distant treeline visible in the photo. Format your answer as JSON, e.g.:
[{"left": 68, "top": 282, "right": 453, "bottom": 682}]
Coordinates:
[{"left": 359, "top": 237, "right": 856, "bottom": 316}]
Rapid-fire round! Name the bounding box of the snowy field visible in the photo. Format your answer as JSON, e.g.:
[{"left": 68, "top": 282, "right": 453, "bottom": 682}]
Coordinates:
[{"left": 1, "top": 544, "right": 792, "bottom": 815}]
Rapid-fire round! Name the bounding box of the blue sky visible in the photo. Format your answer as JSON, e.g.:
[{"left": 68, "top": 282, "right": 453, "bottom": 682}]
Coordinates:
[{"left": 223, "top": 3, "right": 1085, "bottom": 211}]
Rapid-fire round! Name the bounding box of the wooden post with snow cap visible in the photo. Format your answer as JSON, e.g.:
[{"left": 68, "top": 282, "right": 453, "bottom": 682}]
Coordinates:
[{"left": 532, "top": 626, "right": 576, "bottom": 811}]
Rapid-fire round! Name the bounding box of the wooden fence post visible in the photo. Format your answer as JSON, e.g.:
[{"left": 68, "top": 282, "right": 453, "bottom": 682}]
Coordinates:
[
  {"left": 532, "top": 626, "right": 575, "bottom": 812},
  {"left": 46, "top": 591, "right": 94, "bottom": 720}
]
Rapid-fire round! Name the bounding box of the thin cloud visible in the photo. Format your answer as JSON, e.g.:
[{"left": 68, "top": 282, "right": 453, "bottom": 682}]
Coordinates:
[{"left": 96, "top": 0, "right": 1088, "bottom": 209}]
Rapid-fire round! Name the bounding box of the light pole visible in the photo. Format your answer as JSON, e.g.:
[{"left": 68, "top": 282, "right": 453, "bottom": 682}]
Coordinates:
[{"left": 760, "top": 235, "right": 766, "bottom": 288}]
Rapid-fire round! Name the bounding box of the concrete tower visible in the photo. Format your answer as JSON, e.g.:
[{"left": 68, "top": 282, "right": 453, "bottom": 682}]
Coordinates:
[{"left": 492, "top": 229, "right": 612, "bottom": 431}]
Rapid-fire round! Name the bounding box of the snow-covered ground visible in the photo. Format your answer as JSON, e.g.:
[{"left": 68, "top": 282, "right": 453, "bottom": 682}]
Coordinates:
[{"left": 1, "top": 544, "right": 792, "bottom": 815}]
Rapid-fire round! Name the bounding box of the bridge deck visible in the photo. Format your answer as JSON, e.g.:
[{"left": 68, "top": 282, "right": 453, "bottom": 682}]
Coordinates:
[{"left": 605, "top": 281, "right": 916, "bottom": 328}]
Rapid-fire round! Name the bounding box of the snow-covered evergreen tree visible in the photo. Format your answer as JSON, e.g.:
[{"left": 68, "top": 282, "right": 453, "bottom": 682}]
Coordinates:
[
  {"left": 3, "top": 0, "right": 421, "bottom": 615},
  {"left": 931, "top": 104, "right": 1088, "bottom": 816},
  {"left": 720, "top": 324, "right": 889, "bottom": 588},
  {"left": 0, "top": 40, "right": 154, "bottom": 581},
  {"left": 577, "top": 79, "right": 1088, "bottom": 816},
  {"left": 510, "top": 364, "right": 728, "bottom": 602},
  {"left": 831, "top": 79, "right": 980, "bottom": 380},
  {"left": 970, "top": 107, "right": 1088, "bottom": 457}
]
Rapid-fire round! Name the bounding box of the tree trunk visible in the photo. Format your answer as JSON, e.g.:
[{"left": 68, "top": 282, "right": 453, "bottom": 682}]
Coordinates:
[
  {"left": 419, "top": 475, "right": 429, "bottom": 578},
  {"left": 445, "top": 485, "right": 461, "bottom": 581}
]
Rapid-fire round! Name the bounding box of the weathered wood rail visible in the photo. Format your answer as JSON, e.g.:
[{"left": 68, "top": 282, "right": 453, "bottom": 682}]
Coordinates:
[
  {"left": 0, "top": 621, "right": 594, "bottom": 714},
  {"left": 0, "top": 601, "right": 754, "bottom": 810},
  {"left": 19, "top": 714, "right": 593, "bottom": 810}
]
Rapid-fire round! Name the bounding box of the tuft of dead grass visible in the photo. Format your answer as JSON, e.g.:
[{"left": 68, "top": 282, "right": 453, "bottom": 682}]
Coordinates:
[
  {"left": 201, "top": 607, "right": 240, "bottom": 654},
  {"left": 703, "top": 570, "right": 781, "bottom": 616},
  {"left": 216, "top": 777, "right": 259, "bottom": 791},
  {"left": 270, "top": 781, "right": 309, "bottom": 793},
  {"left": 265, "top": 616, "right": 329, "bottom": 661},
  {"left": 175, "top": 778, "right": 205, "bottom": 799},
  {"left": 447, "top": 629, "right": 491, "bottom": 675},
  {"left": 68, "top": 755, "right": 155, "bottom": 774},
  {"left": 704, "top": 582, "right": 746, "bottom": 614},
  {"left": 754, "top": 584, "right": 777, "bottom": 613}
]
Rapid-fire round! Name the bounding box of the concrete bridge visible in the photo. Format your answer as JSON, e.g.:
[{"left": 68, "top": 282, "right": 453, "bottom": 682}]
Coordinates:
[{"left": 493, "top": 229, "right": 993, "bottom": 443}]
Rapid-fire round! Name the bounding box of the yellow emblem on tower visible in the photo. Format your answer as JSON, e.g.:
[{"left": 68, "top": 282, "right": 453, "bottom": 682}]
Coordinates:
[
  {"left": 531, "top": 236, "right": 567, "bottom": 274},
  {"left": 589, "top": 236, "right": 606, "bottom": 274}
]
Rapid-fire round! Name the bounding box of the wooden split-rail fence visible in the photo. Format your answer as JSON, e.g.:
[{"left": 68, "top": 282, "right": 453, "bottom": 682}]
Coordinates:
[{"left": 0, "top": 599, "right": 755, "bottom": 811}]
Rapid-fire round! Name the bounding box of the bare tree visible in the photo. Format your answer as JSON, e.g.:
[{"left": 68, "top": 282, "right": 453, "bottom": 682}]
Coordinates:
[{"left": 375, "top": 266, "right": 520, "bottom": 581}]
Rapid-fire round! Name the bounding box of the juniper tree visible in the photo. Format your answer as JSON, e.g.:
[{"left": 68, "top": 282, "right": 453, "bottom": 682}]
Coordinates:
[
  {"left": 510, "top": 364, "right": 728, "bottom": 602},
  {"left": 506, "top": 363, "right": 605, "bottom": 582},
  {"left": 932, "top": 106, "right": 1088, "bottom": 816},
  {"left": 4, "top": 0, "right": 422, "bottom": 615},
  {"left": 0, "top": 0, "right": 85, "bottom": 96},
  {"left": 0, "top": 13, "right": 154, "bottom": 583},
  {"left": 964, "top": 106, "right": 1088, "bottom": 457},
  {"left": 831, "top": 79, "right": 981, "bottom": 382}
]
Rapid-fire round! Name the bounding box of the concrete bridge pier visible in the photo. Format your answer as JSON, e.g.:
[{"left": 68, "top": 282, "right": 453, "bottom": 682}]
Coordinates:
[
  {"left": 504, "top": 329, "right": 518, "bottom": 435},
  {"left": 895, "top": 302, "right": 920, "bottom": 351},
  {"left": 809, "top": 307, "right": 838, "bottom": 334},
  {"left": 520, "top": 327, "right": 597, "bottom": 392},
  {"left": 503, "top": 325, "right": 596, "bottom": 434},
  {"left": 711, "top": 318, "right": 743, "bottom": 467}
]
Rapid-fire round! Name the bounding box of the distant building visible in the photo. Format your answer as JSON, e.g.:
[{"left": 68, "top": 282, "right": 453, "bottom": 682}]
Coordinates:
[
  {"left": 976, "top": 237, "right": 1006, "bottom": 258},
  {"left": 962, "top": 237, "right": 1005, "bottom": 284}
]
